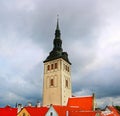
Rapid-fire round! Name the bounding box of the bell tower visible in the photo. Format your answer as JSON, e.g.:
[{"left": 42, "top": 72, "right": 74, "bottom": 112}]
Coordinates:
[{"left": 42, "top": 17, "right": 72, "bottom": 106}]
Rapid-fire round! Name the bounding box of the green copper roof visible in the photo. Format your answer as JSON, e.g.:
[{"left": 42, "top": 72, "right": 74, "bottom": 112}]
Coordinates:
[{"left": 44, "top": 18, "right": 71, "bottom": 64}]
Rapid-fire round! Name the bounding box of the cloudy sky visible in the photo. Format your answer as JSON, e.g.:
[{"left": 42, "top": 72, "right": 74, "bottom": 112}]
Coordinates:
[{"left": 0, "top": 0, "right": 120, "bottom": 108}]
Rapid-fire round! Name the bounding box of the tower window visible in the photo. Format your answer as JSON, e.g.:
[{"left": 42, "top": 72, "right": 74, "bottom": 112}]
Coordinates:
[
  {"left": 47, "top": 65, "right": 50, "bottom": 71},
  {"left": 68, "top": 67, "right": 69, "bottom": 72},
  {"left": 51, "top": 64, "right": 54, "bottom": 70},
  {"left": 50, "top": 112, "right": 53, "bottom": 116},
  {"left": 66, "top": 65, "right": 67, "bottom": 71},
  {"left": 66, "top": 80, "right": 68, "bottom": 87},
  {"left": 55, "top": 63, "right": 58, "bottom": 69},
  {"left": 50, "top": 79, "right": 54, "bottom": 86},
  {"left": 64, "top": 64, "right": 70, "bottom": 72}
]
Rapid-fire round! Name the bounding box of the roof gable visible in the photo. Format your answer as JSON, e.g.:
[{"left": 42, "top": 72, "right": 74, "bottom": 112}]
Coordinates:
[
  {"left": 25, "top": 107, "right": 48, "bottom": 116},
  {"left": 107, "top": 106, "right": 120, "bottom": 116},
  {"left": 17, "top": 107, "right": 48, "bottom": 116},
  {"left": 45, "top": 105, "right": 58, "bottom": 116}
]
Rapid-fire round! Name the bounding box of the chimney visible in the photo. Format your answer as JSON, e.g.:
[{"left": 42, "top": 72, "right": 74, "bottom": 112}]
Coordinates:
[
  {"left": 36, "top": 101, "right": 41, "bottom": 107},
  {"left": 27, "top": 102, "right": 32, "bottom": 107},
  {"left": 17, "top": 104, "right": 23, "bottom": 113},
  {"left": 92, "top": 93, "right": 97, "bottom": 111},
  {"left": 66, "top": 111, "right": 69, "bottom": 116}
]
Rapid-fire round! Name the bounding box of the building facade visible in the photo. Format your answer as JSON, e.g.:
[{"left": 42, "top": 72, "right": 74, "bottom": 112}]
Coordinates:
[{"left": 42, "top": 18, "right": 72, "bottom": 106}]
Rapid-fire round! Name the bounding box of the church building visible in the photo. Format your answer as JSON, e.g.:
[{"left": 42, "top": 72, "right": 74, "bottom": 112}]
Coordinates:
[{"left": 42, "top": 18, "right": 72, "bottom": 106}]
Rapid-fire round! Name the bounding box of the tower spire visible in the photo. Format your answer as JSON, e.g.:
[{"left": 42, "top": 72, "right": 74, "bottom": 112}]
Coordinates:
[
  {"left": 55, "top": 15, "right": 61, "bottom": 38},
  {"left": 44, "top": 17, "right": 71, "bottom": 64},
  {"left": 56, "top": 14, "right": 59, "bottom": 30}
]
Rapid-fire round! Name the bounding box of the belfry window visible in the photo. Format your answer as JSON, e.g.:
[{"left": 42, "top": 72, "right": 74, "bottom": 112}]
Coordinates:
[
  {"left": 50, "top": 79, "right": 54, "bottom": 86},
  {"left": 51, "top": 64, "right": 54, "bottom": 70},
  {"left": 55, "top": 63, "right": 58, "bottom": 69},
  {"left": 66, "top": 80, "right": 68, "bottom": 87},
  {"left": 68, "top": 67, "right": 69, "bottom": 72},
  {"left": 47, "top": 65, "right": 50, "bottom": 71}
]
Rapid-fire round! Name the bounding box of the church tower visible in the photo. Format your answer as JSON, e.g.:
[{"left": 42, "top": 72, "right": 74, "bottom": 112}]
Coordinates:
[{"left": 42, "top": 18, "right": 72, "bottom": 106}]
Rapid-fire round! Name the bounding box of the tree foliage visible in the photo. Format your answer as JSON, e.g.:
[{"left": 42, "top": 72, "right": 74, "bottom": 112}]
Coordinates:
[{"left": 115, "top": 106, "right": 120, "bottom": 112}]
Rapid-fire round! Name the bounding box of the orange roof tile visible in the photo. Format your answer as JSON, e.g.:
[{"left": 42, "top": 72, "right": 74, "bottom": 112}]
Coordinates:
[
  {"left": 24, "top": 107, "right": 48, "bottom": 116},
  {"left": 67, "top": 96, "right": 93, "bottom": 111}
]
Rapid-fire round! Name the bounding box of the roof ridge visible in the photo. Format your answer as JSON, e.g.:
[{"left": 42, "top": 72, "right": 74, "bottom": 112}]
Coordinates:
[{"left": 69, "top": 95, "right": 93, "bottom": 98}]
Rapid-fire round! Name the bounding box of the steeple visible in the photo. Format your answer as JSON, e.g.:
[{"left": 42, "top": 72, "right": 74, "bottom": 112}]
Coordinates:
[
  {"left": 44, "top": 17, "right": 71, "bottom": 64},
  {"left": 53, "top": 16, "right": 62, "bottom": 53},
  {"left": 43, "top": 17, "right": 72, "bottom": 106},
  {"left": 55, "top": 15, "right": 60, "bottom": 38}
]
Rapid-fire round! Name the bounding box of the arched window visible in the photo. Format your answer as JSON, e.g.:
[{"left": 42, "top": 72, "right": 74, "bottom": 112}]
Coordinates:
[
  {"left": 47, "top": 65, "right": 50, "bottom": 70},
  {"left": 67, "top": 66, "right": 69, "bottom": 72},
  {"left": 50, "top": 79, "right": 54, "bottom": 86},
  {"left": 51, "top": 64, "right": 54, "bottom": 70},
  {"left": 66, "top": 80, "right": 68, "bottom": 87},
  {"left": 55, "top": 63, "right": 58, "bottom": 69},
  {"left": 66, "top": 65, "right": 67, "bottom": 71},
  {"left": 50, "top": 112, "right": 53, "bottom": 116}
]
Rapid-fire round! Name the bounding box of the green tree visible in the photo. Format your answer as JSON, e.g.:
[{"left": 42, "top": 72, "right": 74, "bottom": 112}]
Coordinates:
[{"left": 115, "top": 106, "right": 120, "bottom": 112}]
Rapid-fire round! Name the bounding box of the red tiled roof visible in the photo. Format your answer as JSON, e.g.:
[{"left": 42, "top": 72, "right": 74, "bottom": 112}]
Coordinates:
[
  {"left": 53, "top": 105, "right": 66, "bottom": 116},
  {"left": 52, "top": 105, "right": 100, "bottom": 116},
  {"left": 67, "top": 96, "right": 93, "bottom": 111},
  {"left": 101, "top": 106, "right": 120, "bottom": 116},
  {"left": 69, "top": 111, "right": 101, "bottom": 116},
  {"left": 0, "top": 105, "right": 17, "bottom": 116},
  {"left": 24, "top": 107, "right": 48, "bottom": 116},
  {"left": 53, "top": 105, "right": 81, "bottom": 116},
  {"left": 107, "top": 106, "right": 120, "bottom": 116}
]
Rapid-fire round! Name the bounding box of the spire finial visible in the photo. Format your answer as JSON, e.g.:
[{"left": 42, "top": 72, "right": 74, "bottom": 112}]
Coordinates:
[
  {"left": 56, "top": 14, "right": 59, "bottom": 30},
  {"left": 57, "top": 14, "right": 59, "bottom": 20},
  {"left": 55, "top": 15, "right": 60, "bottom": 38}
]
